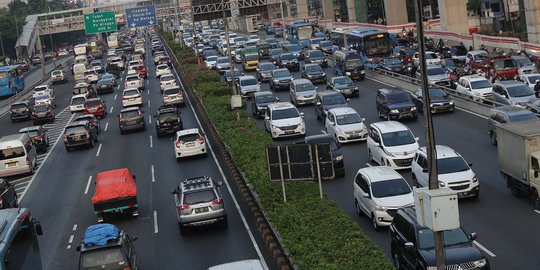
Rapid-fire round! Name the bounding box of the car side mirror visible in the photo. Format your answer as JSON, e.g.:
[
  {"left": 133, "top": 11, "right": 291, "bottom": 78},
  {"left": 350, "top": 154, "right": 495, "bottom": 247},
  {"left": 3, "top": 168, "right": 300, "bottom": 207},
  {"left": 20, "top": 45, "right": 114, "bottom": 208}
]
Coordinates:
[
  {"left": 373, "top": 142, "right": 380, "bottom": 147},
  {"left": 361, "top": 118, "right": 366, "bottom": 122},
  {"left": 171, "top": 189, "right": 178, "bottom": 194},
  {"left": 264, "top": 116, "right": 270, "bottom": 120},
  {"left": 468, "top": 163, "right": 473, "bottom": 167},
  {"left": 32, "top": 219, "right": 43, "bottom": 235},
  {"left": 132, "top": 175, "right": 136, "bottom": 180},
  {"left": 316, "top": 102, "right": 321, "bottom": 106},
  {"left": 470, "top": 232, "right": 478, "bottom": 241},
  {"left": 76, "top": 245, "right": 81, "bottom": 252},
  {"left": 362, "top": 192, "right": 370, "bottom": 199},
  {"left": 415, "top": 137, "right": 419, "bottom": 142},
  {"left": 217, "top": 181, "right": 223, "bottom": 186},
  {"left": 404, "top": 242, "right": 414, "bottom": 250},
  {"left": 300, "top": 112, "right": 305, "bottom": 117}
]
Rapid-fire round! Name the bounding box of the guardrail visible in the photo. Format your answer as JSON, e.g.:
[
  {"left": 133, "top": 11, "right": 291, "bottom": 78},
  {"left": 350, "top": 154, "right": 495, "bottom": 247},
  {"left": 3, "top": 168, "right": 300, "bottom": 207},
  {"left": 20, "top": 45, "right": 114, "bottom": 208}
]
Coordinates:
[
  {"left": 162, "top": 37, "right": 296, "bottom": 270},
  {"left": 0, "top": 56, "right": 74, "bottom": 116}
]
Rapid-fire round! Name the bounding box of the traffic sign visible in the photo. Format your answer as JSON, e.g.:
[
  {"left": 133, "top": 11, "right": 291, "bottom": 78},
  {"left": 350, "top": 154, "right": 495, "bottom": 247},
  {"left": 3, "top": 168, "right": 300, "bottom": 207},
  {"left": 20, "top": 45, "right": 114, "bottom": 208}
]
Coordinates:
[
  {"left": 125, "top": 6, "right": 157, "bottom": 28},
  {"left": 84, "top": 12, "right": 117, "bottom": 35}
]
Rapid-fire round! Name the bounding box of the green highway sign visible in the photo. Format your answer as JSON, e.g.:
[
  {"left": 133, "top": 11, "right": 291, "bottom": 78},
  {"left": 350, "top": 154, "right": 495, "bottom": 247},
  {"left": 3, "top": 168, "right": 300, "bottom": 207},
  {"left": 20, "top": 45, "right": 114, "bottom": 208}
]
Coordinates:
[{"left": 84, "top": 12, "right": 117, "bottom": 35}]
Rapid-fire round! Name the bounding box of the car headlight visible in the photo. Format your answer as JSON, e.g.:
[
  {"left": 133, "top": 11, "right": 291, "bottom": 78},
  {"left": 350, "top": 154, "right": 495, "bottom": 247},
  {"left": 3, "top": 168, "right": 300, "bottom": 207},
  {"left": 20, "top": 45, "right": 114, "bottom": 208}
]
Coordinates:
[
  {"left": 511, "top": 101, "right": 519, "bottom": 105},
  {"left": 438, "top": 181, "right": 446, "bottom": 187},
  {"left": 354, "top": 87, "right": 359, "bottom": 91},
  {"left": 375, "top": 205, "right": 386, "bottom": 212},
  {"left": 390, "top": 109, "right": 399, "bottom": 114},
  {"left": 345, "top": 72, "right": 351, "bottom": 76},
  {"left": 271, "top": 125, "right": 277, "bottom": 129},
  {"left": 473, "top": 259, "right": 487, "bottom": 267},
  {"left": 449, "top": 100, "right": 454, "bottom": 105},
  {"left": 334, "top": 155, "right": 343, "bottom": 161},
  {"left": 473, "top": 176, "right": 478, "bottom": 183},
  {"left": 411, "top": 106, "right": 417, "bottom": 111},
  {"left": 273, "top": 79, "right": 279, "bottom": 83},
  {"left": 474, "top": 92, "right": 481, "bottom": 96}
]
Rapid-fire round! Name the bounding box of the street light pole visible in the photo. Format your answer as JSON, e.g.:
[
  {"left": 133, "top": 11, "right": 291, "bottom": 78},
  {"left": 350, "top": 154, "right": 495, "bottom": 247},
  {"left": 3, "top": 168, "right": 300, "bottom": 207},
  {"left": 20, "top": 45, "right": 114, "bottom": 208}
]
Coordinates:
[
  {"left": 222, "top": 0, "right": 237, "bottom": 96},
  {"left": 280, "top": 0, "right": 285, "bottom": 28},
  {"left": 414, "top": 0, "right": 443, "bottom": 269}
]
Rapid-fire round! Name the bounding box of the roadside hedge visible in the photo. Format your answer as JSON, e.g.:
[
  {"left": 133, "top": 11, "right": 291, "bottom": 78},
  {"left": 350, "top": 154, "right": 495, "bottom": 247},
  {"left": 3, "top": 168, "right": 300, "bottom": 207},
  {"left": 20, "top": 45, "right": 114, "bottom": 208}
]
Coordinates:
[{"left": 162, "top": 31, "right": 394, "bottom": 270}]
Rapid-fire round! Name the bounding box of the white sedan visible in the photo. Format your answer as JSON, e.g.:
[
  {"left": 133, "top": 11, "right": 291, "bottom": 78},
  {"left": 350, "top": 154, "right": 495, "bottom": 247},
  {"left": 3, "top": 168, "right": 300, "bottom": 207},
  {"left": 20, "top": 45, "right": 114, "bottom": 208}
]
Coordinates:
[{"left": 155, "top": 64, "right": 171, "bottom": 78}]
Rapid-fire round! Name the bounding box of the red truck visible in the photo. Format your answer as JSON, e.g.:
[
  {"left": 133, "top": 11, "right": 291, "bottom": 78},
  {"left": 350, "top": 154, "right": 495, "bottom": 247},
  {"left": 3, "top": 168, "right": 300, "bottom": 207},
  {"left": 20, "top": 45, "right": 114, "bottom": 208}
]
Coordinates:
[
  {"left": 92, "top": 168, "right": 138, "bottom": 223},
  {"left": 470, "top": 55, "right": 518, "bottom": 81}
]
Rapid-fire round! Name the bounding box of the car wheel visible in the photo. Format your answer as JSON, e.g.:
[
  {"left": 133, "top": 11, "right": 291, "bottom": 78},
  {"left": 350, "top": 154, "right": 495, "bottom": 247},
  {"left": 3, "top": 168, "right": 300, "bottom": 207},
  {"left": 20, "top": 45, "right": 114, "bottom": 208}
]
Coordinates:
[
  {"left": 12, "top": 196, "right": 18, "bottom": 208},
  {"left": 354, "top": 200, "right": 362, "bottom": 216},
  {"left": 377, "top": 107, "right": 383, "bottom": 119},
  {"left": 65, "top": 146, "right": 72, "bottom": 152},
  {"left": 371, "top": 213, "right": 381, "bottom": 231},
  {"left": 412, "top": 174, "right": 419, "bottom": 187},
  {"left": 490, "top": 132, "right": 497, "bottom": 145},
  {"left": 220, "top": 216, "right": 228, "bottom": 229},
  {"left": 533, "top": 190, "right": 540, "bottom": 210},
  {"left": 510, "top": 179, "right": 521, "bottom": 198},
  {"left": 178, "top": 223, "right": 187, "bottom": 235},
  {"left": 392, "top": 248, "right": 403, "bottom": 270}
]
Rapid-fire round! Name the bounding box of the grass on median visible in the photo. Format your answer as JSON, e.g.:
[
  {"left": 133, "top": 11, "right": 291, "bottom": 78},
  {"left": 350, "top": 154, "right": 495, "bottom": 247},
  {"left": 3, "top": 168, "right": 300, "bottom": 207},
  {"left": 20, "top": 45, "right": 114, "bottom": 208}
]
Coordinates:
[{"left": 162, "top": 32, "right": 393, "bottom": 270}]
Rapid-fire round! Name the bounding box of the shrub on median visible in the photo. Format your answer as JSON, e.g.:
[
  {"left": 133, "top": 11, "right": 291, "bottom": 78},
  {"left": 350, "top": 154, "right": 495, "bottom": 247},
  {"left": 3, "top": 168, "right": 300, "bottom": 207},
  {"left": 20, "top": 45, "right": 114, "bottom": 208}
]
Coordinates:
[{"left": 164, "top": 34, "right": 393, "bottom": 270}]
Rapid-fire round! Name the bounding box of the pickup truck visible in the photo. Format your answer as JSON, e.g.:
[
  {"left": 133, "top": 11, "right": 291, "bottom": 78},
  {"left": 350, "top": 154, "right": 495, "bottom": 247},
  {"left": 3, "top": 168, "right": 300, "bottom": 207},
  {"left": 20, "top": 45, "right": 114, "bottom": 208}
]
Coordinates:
[
  {"left": 497, "top": 119, "right": 540, "bottom": 209},
  {"left": 470, "top": 55, "right": 518, "bottom": 80},
  {"left": 92, "top": 168, "right": 138, "bottom": 222}
]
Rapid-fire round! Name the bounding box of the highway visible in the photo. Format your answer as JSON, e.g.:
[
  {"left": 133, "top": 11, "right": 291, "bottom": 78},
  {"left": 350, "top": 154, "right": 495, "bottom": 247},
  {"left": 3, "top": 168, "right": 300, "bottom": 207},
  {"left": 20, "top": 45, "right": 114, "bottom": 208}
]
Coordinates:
[
  {"left": 1, "top": 42, "right": 278, "bottom": 269},
  {"left": 234, "top": 31, "right": 540, "bottom": 269}
]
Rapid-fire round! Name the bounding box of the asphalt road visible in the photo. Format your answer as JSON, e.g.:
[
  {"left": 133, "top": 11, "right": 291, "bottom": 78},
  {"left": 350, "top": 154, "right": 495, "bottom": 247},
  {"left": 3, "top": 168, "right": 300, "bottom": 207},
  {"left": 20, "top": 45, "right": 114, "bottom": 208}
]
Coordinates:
[
  {"left": 233, "top": 31, "right": 540, "bottom": 269},
  {"left": 1, "top": 42, "right": 277, "bottom": 269}
]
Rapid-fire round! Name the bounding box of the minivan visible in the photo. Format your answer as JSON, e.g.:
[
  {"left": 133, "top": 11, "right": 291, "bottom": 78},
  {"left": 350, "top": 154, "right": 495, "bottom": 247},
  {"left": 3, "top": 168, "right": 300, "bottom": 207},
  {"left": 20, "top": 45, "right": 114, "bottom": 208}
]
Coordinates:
[{"left": 0, "top": 133, "right": 37, "bottom": 177}]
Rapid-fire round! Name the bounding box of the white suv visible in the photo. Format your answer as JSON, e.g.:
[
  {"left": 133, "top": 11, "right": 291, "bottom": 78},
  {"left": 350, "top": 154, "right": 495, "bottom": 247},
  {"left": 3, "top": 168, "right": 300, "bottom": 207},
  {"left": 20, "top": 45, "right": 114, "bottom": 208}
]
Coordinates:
[
  {"left": 455, "top": 75, "right": 493, "bottom": 101},
  {"left": 325, "top": 107, "right": 367, "bottom": 143},
  {"left": 366, "top": 121, "right": 419, "bottom": 170},
  {"left": 353, "top": 166, "right": 414, "bottom": 230},
  {"left": 122, "top": 88, "right": 143, "bottom": 107},
  {"left": 411, "top": 145, "right": 480, "bottom": 199},
  {"left": 264, "top": 102, "right": 306, "bottom": 139}
]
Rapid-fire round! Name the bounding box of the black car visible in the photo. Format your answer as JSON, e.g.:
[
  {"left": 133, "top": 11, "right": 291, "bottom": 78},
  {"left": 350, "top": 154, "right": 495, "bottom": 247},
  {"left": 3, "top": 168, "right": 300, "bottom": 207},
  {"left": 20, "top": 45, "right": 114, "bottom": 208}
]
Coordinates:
[
  {"left": 31, "top": 104, "right": 55, "bottom": 125},
  {"left": 256, "top": 62, "right": 276, "bottom": 82},
  {"left": 224, "top": 69, "right": 243, "bottom": 85},
  {"left": 304, "top": 134, "right": 345, "bottom": 177},
  {"left": 251, "top": 91, "right": 279, "bottom": 118},
  {"left": 327, "top": 76, "right": 359, "bottom": 98},
  {"left": 305, "top": 50, "right": 328, "bottom": 67},
  {"left": 0, "top": 179, "right": 17, "bottom": 209},
  {"left": 441, "top": 58, "right": 461, "bottom": 72},
  {"left": 257, "top": 42, "right": 272, "bottom": 59},
  {"left": 154, "top": 105, "right": 183, "bottom": 137},
  {"left": 266, "top": 38, "right": 279, "bottom": 48},
  {"left": 95, "top": 77, "right": 115, "bottom": 94},
  {"left": 19, "top": 126, "right": 49, "bottom": 153},
  {"left": 64, "top": 120, "right": 98, "bottom": 151},
  {"left": 269, "top": 68, "right": 293, "bottom": 91},
  {"left": 91, "top": 50, "right": 102, "bottom": 59},
  {"left": 410, "top": 87, "right": 455, "bottom": 114},
  {"left": 274, "top": 28, "right": 284, "bottom": 38},
  {"left": 375, "top": 88, "right": 418, "bottom": 121},
  {"left": 75, "top": 114, "right": 101, "bottom": 135},
  {"left": 314, "top": 90, "right": 349, "bottom": 120},
  {"left": 302, "top": 63, "right": 327, "bottom": 84},
  {"left": 283, "top": 44, "right": 304, "bottom": 60},
  {"left": 269, "top": 48, "right": 285, "bottom": 65},
  {"left": 319, "top": 40, "right": 334, "bottom": 54},
  {"left": 390, "top": 207, "right": 490, "bottom": 270},
  {"left": 10, "top": 101, "right": 32, "bottom": 122},
  {"left": 277, "top": 53, "right": 299, "bottom": 71},
  {"left": 380, "top": 57, "right": 405, "bottom": 74},
  {"left": 118, "top": 107, "right": 146, "bottom": 134}
]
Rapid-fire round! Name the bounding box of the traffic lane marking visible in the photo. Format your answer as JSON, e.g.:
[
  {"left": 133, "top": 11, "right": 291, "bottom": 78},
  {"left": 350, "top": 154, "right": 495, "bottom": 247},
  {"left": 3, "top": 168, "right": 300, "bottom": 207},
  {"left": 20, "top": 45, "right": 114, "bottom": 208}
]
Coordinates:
[
  {"left": 84, "top": 176, "right": 93, "bottom": 195},
  {"left": 473, "top": 240, "right": 496, "bottom": 257}
]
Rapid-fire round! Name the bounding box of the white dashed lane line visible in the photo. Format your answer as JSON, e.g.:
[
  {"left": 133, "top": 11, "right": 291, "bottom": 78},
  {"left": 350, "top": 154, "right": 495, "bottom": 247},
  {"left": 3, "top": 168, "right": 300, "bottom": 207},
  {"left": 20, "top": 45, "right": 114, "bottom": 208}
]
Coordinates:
[{"left": 84, "top": 176, "right": 93, "bottom": 195}]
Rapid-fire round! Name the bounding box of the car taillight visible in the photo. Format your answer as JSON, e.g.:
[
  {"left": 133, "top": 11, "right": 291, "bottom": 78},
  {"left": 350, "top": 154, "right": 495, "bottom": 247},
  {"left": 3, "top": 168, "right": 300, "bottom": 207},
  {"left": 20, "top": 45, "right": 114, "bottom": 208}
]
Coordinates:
[
  {"left": 35, "top": 135, "right": 43, "bottom": 140},
  {"left": 175, "top": 140, "right": 183, "bottom": 147},
  {"left": 177, "top": 204, "right": 190, "bottom": 210},
  {"left": 211, "top": 198, "right": 223, "bottom": 205},
  {"left": 86, "top": 131, "right": 90, "bottom": 137},
  {"left": 63, "top": 134, "right": 68, "bottom": 141},
  {"left": 32, "top": 112, "right": 37, "bottom": 116},
  {"left": 197, "top": 135, "right": 205, "bottom": 144},
  {"left": 122, "top": 267, "right": 131, "bottom": 270},
  {"left": 139, "top": 113, "right": 144, "bottom": 119},
  {"left": 26, "top": 156, "right": 30, "bottom": 165}
]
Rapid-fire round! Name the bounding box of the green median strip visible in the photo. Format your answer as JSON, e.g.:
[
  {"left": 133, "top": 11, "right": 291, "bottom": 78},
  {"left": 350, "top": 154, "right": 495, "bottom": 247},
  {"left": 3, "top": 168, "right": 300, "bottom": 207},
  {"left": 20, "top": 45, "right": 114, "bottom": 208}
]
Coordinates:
[{"left": 162, "top": 31, "right": 393, "bottom": 270}]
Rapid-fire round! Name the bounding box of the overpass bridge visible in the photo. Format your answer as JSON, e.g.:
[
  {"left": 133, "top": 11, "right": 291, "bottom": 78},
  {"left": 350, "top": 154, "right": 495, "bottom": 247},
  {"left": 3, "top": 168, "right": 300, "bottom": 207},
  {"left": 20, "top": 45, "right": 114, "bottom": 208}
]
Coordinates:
[{"left": 15, "top": 0, "right": 182, "bottom": 61}]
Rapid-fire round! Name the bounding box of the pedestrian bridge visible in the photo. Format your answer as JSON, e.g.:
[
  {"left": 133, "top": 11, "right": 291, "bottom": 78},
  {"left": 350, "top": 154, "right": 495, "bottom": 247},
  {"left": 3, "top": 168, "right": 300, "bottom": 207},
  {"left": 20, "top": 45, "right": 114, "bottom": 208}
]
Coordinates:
[{"left": 15, "top": 0, "right": 182, "bottom": 61}]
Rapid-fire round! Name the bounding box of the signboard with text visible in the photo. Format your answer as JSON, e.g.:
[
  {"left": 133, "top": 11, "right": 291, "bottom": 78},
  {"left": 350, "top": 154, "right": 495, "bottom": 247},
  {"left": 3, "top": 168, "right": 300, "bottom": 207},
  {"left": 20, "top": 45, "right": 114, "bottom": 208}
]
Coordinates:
[
  {"left": 84, "top": 11, "right": 117, "bottom": 35},
  {"left": 126, "top": 5, "right": 158, "bottom": 28}
]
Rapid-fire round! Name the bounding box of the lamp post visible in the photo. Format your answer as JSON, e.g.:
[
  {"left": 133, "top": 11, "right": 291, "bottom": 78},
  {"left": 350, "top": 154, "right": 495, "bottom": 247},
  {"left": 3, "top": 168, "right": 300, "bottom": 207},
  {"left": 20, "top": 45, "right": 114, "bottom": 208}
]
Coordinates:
[
  {"left": 46, "top": 1, "right": 56, "bottom": 69},
  {"left": 280, "top": 0, "right": 285, "bottom": 28}
]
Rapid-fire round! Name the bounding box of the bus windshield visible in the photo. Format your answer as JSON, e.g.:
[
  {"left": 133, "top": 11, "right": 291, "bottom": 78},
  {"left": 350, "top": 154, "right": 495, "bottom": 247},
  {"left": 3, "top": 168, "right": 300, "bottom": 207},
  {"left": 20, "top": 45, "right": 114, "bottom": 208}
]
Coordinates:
[
  {"left": 298, "top": 26, "right": 313, "bottom": 40},
  {"left": 346, "top": 59, "right": 363, "bottom": 69},
  {"left": 364, "top": 37, "right": 390, "bottom": 56},
  {"left": 0, "top": 71, "right": 7, "bottom": 80}
]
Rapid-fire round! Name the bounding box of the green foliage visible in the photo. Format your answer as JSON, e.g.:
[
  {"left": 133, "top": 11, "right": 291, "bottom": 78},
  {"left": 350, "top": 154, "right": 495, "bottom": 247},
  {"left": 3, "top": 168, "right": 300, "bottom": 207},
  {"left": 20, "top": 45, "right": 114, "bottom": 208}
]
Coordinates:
[{"left": 164, "top": 34, "right": 394, "bottom": 270}]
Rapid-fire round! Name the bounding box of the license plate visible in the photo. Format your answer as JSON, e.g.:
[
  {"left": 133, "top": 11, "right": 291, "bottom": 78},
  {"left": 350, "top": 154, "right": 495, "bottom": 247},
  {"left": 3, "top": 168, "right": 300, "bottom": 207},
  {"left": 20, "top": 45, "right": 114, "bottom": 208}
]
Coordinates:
[
  {"left": 353, "top": 76, "right": 360, "bottom": 80},
  {"left": 111, "top": 209, "right": 124, "bottom": 213},
  {"left": 195, "top": 207, "right": 208, "bottom": 214},
  {"left": 186, "top": 142, "right": 195, "bottom": 147},
  {"left": 6, "top": 162, "right": 17, "bottom": 167},
  {"left": 285, "top": 131, "right": 294, "bottom": 135},
  {"left": 129, "top": 98, "right": 135, "bottom": 101}
]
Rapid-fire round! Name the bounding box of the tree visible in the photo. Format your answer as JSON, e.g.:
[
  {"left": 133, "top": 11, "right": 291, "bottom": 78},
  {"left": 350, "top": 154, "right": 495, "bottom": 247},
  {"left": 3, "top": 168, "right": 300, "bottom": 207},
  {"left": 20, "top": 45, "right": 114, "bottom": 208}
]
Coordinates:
[{"left": 467, "top": 0, "right": 482, "bottom": 15}]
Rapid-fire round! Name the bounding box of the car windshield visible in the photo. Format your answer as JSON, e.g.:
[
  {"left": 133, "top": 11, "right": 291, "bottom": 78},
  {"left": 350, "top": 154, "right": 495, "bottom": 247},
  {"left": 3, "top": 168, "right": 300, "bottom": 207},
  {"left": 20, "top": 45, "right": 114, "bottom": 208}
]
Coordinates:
[
  {"left": 164, "top": 88, "right": 180, "bottom": 95},
  {"left": 255, "top": 93, "right": 276, "bottom": 103},
  {"left": 217, "top": 57, "right": 229, "bottom": 64},
  {"left": 274, "top": 70, "right": 291, "bottom": 78},
  {"left": 494, "top": 59, "right": 516, "bottom": 70},
  {"left": 387, "top": 93, "right": 411, "bottom": 104},
  {"left": 35, "top": 95, "right": 50, "bottom": 101},
  {"left": 281, "top": 54, "right": 296, "bottom": 61},
  {"left": 443, "top": 59, "right": 457, "bottom": 67},
  {"left": 272, "top": 108, "right": 299, "bottom": 120},
  {"left": 306, "top": 65, "right": 322, "bottom": 72},
  {"left": 323, "top": 94, "right": 347, "bottom": 105},
  {"left": 33, "top": 105, "right": 49, "bottom": 112},
  {"left": 85, "top": 100, "right": 101, "bottom": 107},
  {"left": 309, "top": 51, "right": 324, "bottom": 58},
  {"left": 320, "top": 41, "right": 332, "bottom": 47},
  {"left": 425, "top": 53, "right": 437, "bottom": 59},
  {"left": 334, "top": 77, "right": 354, "bottom": 86},
  {"left": 287, "top": 45, "right": 302, "bottom": 52},
  {"left": 80, "top": 247, "right": 127, "bottom": 269},
  {"left": 257, "top": 43, "right": 271, "bottom": 49},
  {"left": 260, "top": 63, "right": 275, "bottom": 71},
  {"left": 346, "top": 59, "right": 363, "bottom": 68},
  {"left": 22, "top": 130, "right": 39, "bottom": 137},
  {"left": 124, "top": 90, "right": 139, "bottom": 96},
  {"left": 206, "top": 56, "right": 218, "bottom": 62},
  {"left": 507, "top": 85, "right": 534, "bottom": 97},
  {"left": 336, "top": 113, "right": 361, "bottom": 125},
  {"left": 84, "top": 70, "right": 96, "bottom": 76},
  {"left": 381, "top": 130, "right": 416, "bottom": 147},
  {"left": 97, "top": 79, "right": 111, "bottom": 85},
  {"left": 437, "top": 156, "right": 470, "bottom": 174},
  {"left": 429, "top": 88, "right": 448, "bottom": 98},
  {"left": 11, "top": 103, "right": 26, "bottom": 110},
  {"left": 515, "top": 58, "right": 532, "bottom": 67},
  {"left": 452, "top": 46, "right": 468, "bottom": 56},
  {"left": 385, "top": 58, "right": 402, "bottom": 65},
  {"left": 161, "top": 75, "right": 175, "bottom": 81},
  {"left": 126, "top": 76, "right": 139, "bottom": 81},
  {"left": 121, "top": 110, "right": 140, "bottom": 118},
  {"left": 509, "top": 112, "right": 537, "bottom": 121},
  {"left": 65, "top": 126, "right": 87, "bottom": 134},
  {"left": 426, "top": 68, "right": 446, "bottom": 76},
  {"left": 371, "top": 178, "right": 411, "bottom": 198},
  {"left": 240, "top": 78, "right": 258, "bottom": 86},
  {"left": 184, "top": 190, "right": 216, "bottom": 204},
  {"left": 72, "top": 97, "right": 85, "bottom": 105},
  {"left": 418, "top": 227, "right": 470, "bottom": 249},
  {"left": 0, "top": 146, "right": 25, "bottom": 160},
  {"left": 527, "top": 75, "right": 540, "bottom": 83},
  {"left": 296, "top": 83, "right": 315, "bottom": 92},
  {"left": 470, "top": 80, "right": 492, "bottom": 89},
  {"left": 271, "top": 49, "right": 284, "bottom": 56},
  {"left": 52, "top": 71, "right": 62, "bottom": 76},
  {"left": 403, "top": 49, "right": 416, "bottom": 56}
]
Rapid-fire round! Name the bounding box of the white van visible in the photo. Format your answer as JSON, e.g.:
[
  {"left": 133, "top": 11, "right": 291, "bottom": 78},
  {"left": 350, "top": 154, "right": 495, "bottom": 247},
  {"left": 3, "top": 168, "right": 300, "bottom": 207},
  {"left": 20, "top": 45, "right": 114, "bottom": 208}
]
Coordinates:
[
  {"left": 73, "top": 63, "right": 87, "bottom": 81},
  {"left": 74, "top": 55, "right": 87, "bottom": 65},
  {"left": 0, "top": 133, "right": 37, "bottom": 177},
  {"left": 70, "top": 94, "right": 87, "bottom": 113}
]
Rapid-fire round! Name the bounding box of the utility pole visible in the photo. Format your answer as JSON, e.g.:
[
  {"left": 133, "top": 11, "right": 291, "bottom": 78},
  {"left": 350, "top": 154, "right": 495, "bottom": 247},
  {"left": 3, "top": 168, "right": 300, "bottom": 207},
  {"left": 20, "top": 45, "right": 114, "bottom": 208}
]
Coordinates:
[
  {"left": 222, "top": 0, "right": 237, "bottom": 96},
  {"left": 414, "top": 0, "right": 443, "bottom": 269},
  {"left": 0, "top": 32, "right": 5, "bottom": 58},
  {"left": 280, "top": 0, "right": 285, "bottom": 29},
  {"left": 46, "top": 1, "right": 56, "bottom": 68}
]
